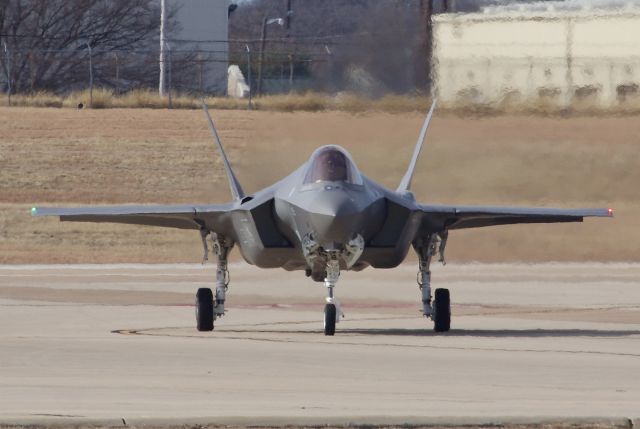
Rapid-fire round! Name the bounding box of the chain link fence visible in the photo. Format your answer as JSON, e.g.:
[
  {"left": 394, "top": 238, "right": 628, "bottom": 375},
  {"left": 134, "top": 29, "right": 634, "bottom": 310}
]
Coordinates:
[{"left": 0, "top": 41, "right": 335, "bottom": 107}]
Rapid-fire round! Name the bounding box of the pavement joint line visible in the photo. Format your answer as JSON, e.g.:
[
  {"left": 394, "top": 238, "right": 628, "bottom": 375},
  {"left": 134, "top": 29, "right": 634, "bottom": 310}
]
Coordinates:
[{"left": 0, "top": 416, "right": 635, "bottom": 428}]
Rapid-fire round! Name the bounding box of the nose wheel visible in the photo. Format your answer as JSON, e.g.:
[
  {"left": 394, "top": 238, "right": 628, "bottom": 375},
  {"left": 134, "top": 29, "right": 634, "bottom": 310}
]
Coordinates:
[{"left": 324, "top": 303, "right": 337, "bottom": 336}]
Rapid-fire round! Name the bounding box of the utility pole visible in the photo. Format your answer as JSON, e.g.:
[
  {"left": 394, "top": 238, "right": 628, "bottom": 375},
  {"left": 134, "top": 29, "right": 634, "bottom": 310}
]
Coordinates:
[{"left": 159, "top": 0, "right": 167, "bottom": 97}]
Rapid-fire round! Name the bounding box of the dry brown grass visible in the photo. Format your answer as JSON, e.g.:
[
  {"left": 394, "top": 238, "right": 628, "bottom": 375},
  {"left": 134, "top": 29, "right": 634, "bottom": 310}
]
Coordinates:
[
  {"left": 7, "top": 91, "right": 64, "bottom": 108},
  {"left": 0, "top": 107, "right": 637, "bottom": 264},
  {"left": 6, "top": 88, "right": 640, "bottom": 115},
  {"left": 4, "top": 89, "right": 432, "bottom": 113}
]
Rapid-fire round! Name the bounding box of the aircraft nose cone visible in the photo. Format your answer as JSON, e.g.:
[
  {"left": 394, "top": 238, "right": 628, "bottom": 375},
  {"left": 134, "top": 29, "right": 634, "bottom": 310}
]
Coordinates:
[{"left": 308, "top": 190, "right": 361, "bottom": 245}]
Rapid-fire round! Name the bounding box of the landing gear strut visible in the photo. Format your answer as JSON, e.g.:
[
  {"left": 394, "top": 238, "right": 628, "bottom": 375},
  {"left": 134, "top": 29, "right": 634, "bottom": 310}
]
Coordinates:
[
  {"left": 196, "top": 230, "right": 233, "bottom": 332},
  {"left": 302, "top": 234, "right": 364, "bottom": 336},
  {"left": 323, "top": 255, "right": 343, "bottom": 336},
  {"left": 415, "top": 232, "right": 450, "bottom": 332}
]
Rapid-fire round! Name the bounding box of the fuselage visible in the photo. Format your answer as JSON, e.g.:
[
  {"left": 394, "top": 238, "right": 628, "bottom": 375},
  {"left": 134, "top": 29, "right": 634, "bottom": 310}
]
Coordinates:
[{"left": 229, "top": 145, "right": 422, "bottom": 281}]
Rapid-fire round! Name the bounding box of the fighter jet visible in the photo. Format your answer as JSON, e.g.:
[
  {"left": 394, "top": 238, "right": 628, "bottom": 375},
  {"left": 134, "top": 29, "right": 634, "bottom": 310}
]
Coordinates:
[{"left": 32, "top": 101, "right": 613, "bottom": 335}]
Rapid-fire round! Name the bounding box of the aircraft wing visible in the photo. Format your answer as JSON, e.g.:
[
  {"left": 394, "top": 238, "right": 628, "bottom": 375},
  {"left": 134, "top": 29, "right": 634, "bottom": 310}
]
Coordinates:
[
  {"left": 419, "top": 204, "right": 613, "bottom": 230},
  {"left": 31, "top": 203, "right": 235, "bottom": 230}
]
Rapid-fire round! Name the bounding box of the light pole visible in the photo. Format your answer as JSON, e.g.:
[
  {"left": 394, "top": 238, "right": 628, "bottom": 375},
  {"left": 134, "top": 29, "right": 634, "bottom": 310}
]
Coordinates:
[
  {"left": 256, "top": 16, "right": 283, "bottom": 97},
  {"left": 159, "top": 0, "right": 167, "bottom": 97}
]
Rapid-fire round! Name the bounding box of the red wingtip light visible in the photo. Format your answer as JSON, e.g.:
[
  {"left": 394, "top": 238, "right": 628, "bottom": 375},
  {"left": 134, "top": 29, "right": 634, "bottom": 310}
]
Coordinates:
[{"left": 608, "top": 208, "right": 614, "bottom": 216}]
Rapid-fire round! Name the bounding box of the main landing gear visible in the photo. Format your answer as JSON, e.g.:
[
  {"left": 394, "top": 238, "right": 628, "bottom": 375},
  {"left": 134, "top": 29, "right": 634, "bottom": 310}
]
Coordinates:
[
  {"left": 415, "top": 232, "right": 450, "bottom": 332},
  {"left": 196, "top": 230, "right": 233, "bottom": 332}
]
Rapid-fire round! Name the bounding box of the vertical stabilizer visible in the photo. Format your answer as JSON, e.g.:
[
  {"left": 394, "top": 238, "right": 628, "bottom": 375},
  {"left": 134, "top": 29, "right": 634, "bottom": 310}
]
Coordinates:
[
  {"left": 397, "top": 99, "right": 437, "bottom": 193},
  {"left": 202, "top": 103, "right": 245, "bottom": 201}
]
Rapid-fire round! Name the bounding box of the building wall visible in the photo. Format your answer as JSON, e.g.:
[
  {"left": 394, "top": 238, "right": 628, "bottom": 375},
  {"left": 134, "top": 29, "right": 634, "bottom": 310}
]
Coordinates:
[
  {"left": 170, "top": 0, "right": 229, "bottom": 94},
  {"left": 433, "top": 10, "right": 640, "bottom": 107}
]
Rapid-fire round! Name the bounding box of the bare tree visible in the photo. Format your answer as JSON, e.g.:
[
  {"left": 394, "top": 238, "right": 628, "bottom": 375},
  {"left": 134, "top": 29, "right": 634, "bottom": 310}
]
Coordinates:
[{"left": 0, "top": 0, "right": 164, "bottom": 93}]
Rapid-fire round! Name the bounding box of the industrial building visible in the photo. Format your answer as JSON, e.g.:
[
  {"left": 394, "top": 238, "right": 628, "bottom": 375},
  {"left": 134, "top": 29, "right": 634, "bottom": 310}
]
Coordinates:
[
  {"left": 168, "top": 0, "right": 230, "bottom": 94},
  {"left": 433, "top": 0, "right": 640, "bottom": 108}
]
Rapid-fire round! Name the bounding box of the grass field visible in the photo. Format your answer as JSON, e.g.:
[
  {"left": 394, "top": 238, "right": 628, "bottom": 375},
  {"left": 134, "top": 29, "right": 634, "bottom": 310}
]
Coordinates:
[
  {"left": 0, "top": 107, "right": 638, "bottom": 263},
  {"left": 7, "top": 88, "right": 640, "bottom": 115}
]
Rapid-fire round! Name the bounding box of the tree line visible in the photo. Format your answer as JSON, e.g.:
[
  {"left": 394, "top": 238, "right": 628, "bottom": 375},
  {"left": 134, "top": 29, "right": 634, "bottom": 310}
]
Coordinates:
[{"left": 0, "top": 0, "right": 167, "bottom": 94}]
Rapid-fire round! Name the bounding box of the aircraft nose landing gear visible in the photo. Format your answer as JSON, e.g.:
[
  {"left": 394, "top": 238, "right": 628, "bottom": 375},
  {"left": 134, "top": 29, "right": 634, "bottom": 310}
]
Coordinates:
[
  {"left": 323, "top": 257, "right": 343, "bottom": 336},
  {"left": 324, "top": 302, "right": 337, "bottom": 336},
  {"left": 303, "top": 234, "right": 360, "bottom": 336}
]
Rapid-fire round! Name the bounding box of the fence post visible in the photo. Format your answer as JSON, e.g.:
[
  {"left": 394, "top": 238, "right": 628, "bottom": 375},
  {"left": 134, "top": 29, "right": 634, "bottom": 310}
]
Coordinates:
[
  {"left": 325, "top": 44, "right": 333, "bottom": 93},
  {"left": 257, "top": 16, "right": 267, "bottom": 96},
  {"left": 198, "top": 54, "right": 204, "bottom": 95},
  {"left": 288, "top": 54, "right": 293, "bottom": 93},
  {"left": 166, "top": 42, "right": 173, "bottom": 109},
  {"left": 246, "top": 44, "right": 253, "bottom": 110},
  {"left": 3, "top": 42, "right": 11, "bottom": 106},
  {"left": 86, "top": 42, "right": 93, "bottom": 108},
  {"left": 114, "top": 52, "right": 119, "bottom": 94}
]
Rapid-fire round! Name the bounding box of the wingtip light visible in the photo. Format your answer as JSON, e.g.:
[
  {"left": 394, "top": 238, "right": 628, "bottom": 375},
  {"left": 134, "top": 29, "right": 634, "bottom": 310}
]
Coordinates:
[
  {"left": 31, "top": 207, "right": 37, "bottom": 215},
  {"left": 608, "top": 208, "right": 614, "bottom": 216}
]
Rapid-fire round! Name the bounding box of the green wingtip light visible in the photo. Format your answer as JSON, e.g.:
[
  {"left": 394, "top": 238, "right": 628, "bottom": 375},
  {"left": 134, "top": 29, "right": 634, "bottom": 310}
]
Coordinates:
[{"left": 31, "top": 207, "right": 37, "bottom": 215}]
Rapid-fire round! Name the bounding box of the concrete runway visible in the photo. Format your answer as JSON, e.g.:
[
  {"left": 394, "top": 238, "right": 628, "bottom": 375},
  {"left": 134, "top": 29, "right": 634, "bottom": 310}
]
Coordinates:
[{"left": 0, "top": 263, "right": 639, "bottom": 424}]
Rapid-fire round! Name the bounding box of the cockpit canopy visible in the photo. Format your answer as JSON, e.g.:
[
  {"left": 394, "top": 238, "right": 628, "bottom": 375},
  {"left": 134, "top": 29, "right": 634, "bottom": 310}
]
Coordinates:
[{"left": 302, "top": 146, "right": 363, "bottom": 185}]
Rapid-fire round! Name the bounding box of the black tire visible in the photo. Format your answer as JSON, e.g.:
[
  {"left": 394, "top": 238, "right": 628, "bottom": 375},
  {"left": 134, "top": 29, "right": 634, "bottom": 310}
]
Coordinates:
[
  {"left": 196, "top": 288, "right": 214, "bottom": 332},
  {"left": 433, "top": 288, "right": 451, "bottom": 332},
  {"left": 324, "top": 303, "right": 336, "bottom": 336}
]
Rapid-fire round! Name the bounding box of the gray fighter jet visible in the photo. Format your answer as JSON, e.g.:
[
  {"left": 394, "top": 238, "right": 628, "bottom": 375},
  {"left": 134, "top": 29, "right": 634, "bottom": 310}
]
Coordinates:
[{"left": 32, "top": 101, "right": 613, "bottom": 335}]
